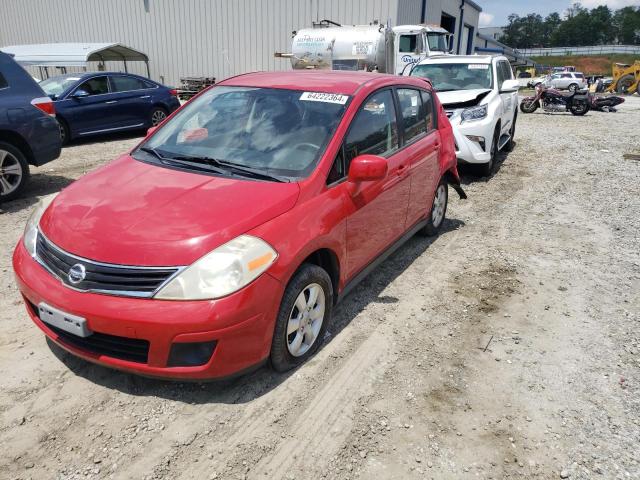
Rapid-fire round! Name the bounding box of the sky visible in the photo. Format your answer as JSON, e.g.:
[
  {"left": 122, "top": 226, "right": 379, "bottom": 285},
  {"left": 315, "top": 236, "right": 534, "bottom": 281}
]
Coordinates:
[{"left": 478, "top": 0, "right": 640, "bottom": 27}]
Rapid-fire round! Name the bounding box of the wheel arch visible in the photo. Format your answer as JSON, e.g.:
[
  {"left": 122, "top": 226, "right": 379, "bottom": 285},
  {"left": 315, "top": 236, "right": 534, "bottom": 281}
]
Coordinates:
[
  {"left": 300, "top": 248, "right": 340, "bottom": 304},
  {"left": 0, "top": 130, "right": 34, "bottom": 164}
]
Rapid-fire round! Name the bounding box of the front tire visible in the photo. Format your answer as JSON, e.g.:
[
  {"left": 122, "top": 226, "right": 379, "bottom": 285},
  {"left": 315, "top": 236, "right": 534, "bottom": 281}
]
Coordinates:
[
  {"left": 57, "top": 118, "right": 70, "bottom": 146},
  {"left": 504, "top": 112, "right": 517, "bottom": 152},
  {"left": 478, "top": 125, "right": 500, "bottom": 177},
  {"left": 270, "top": 264, "right": 333, "bottom": 372},
  {"left": 419, "top": 181, "right": 448, "bottom": 236},
  {"left": 520, "top": 99, "right": 538, "bottom": 113},
  {"left": 0, "top": 142, "right": 30, "bottom": 202}
]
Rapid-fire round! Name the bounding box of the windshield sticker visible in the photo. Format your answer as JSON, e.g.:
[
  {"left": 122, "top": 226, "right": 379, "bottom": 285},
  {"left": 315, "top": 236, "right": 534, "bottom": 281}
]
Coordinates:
[
  {"left": 300, "top": 92, "right": 349, "bottom": 104},
  {"left": 468, "top": 64, "right": 489, "bottom": 70}
]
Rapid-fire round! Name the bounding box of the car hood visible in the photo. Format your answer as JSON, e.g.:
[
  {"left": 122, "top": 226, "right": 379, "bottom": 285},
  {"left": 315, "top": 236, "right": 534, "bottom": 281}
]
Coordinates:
[
  {"left": 436, "top": 89, "right": 492, "bottom": 108},
  {"left": 40, "top": 155, "right": 300, "bottom": 266}
]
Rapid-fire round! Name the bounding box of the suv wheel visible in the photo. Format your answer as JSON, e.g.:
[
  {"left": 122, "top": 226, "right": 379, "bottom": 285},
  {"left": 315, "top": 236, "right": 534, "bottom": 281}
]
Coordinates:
[
  {"left": 479, "top": 125, "right": 500, "bottom": 177},
  {"left": 0, "top": 142, "right": 29, "bottom": 202},
  {"left": 505, "top": 113, "right": 517, "bottom": 152},
  {"left": 568, "top": 83, "right": 579, "bottom": 93},
  {"left": 270, "top": 264, "right": 333, "bottom": 372}
]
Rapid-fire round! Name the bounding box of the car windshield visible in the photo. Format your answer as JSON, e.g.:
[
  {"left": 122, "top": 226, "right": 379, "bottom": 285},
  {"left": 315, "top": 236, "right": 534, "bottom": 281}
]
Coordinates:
[
  {"left": 136, "top": 86, "right": 349, "bottom": 180},
  {"left": 411, "top": 63, "right": 492, "bottom": 91},
  {"left": 427, "top": 33, "right": 449, "bottom": 52},
  {"left": 40, "top": 75, "right": 82, "bottom": 99}
]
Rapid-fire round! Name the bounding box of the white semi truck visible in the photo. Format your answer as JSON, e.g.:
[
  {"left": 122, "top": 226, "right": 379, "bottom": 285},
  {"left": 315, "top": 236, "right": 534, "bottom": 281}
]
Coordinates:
[{"left": 283, "top": 20, "right": 453, "bottom": 75}]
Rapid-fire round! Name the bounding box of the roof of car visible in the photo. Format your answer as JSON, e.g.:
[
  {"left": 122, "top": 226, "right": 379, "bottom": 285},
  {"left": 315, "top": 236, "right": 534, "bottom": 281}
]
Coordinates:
[
  {"left": 416, "top": 55, "right": 497, "bottom": 65},
  {"left": 219, "top": 71, "right": 428, "bottom": 95}
]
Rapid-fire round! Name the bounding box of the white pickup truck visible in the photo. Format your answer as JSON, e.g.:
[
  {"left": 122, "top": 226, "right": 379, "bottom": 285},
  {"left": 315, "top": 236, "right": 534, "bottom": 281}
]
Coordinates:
[{"left": 410, "top": 55, "right": 519, "bottom": 175}]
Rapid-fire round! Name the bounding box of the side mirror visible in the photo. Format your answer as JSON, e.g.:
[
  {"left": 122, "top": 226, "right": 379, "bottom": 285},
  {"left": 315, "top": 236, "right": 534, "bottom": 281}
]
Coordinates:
[
  {"left": 71, "top": 89, "right": 90, "bottom": 98},
  {"left": 348, "top": 154, "right": 388, "bottom": 183},
  {"left": 500, "top": 79, "right": 520, "bottom": 92},
  {"left": 146, "top": 126, "right": 158, "bottom": 136}
]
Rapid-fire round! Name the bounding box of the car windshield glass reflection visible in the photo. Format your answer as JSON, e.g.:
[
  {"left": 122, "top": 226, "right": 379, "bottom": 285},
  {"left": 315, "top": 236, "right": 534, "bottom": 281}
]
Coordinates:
[
  {"left": 40, "top": 75, "right": 82, "bottom": 99},
  {"left": 137, "top": 86, "right": 350, "bottom": 179}
]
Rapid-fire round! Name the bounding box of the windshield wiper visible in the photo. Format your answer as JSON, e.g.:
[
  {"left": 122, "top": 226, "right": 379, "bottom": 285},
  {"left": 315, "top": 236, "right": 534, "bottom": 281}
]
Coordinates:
[
  {"left": 139, "top": 146, "right": 165, "bottom": 161},
  {"left": 170, "top": 155, "right": 289, "bottom": 183}
]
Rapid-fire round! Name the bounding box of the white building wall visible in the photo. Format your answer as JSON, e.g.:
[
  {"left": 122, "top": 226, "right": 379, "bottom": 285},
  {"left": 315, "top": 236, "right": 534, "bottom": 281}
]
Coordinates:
[{"left": 0, "top": 0, "right": 481, "bottom": 84}]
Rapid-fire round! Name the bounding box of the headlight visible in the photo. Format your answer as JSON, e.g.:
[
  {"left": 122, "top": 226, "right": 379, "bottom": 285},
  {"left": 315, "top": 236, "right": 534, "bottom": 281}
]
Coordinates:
[
  {"left": 23, "top": 194, "right": 58, "bottom": 257},
  {"left": 461, "top": 104, "right": 488, "bottom": 122},
  {"left": 154, "top": 235, "right": 277, "bottom": 300}
]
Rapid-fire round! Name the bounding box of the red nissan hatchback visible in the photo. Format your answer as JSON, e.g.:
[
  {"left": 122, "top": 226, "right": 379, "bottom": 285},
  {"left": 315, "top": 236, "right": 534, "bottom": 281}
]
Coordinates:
[{"left": 13, "top": 71, "right": 465, "bottom": 379}]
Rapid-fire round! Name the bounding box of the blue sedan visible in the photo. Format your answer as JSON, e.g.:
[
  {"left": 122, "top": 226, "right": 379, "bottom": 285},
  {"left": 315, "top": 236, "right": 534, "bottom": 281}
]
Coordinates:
[{"left": 39, "top": 72, "right": 180, "bottom": 144}]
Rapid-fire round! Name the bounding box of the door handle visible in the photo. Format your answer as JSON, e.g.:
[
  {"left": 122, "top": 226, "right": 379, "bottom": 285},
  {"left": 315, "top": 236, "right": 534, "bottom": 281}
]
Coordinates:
[
  {"left": 396, "top": 164, "right": 408, "bottom": 176},
  {"left": 105, "top": 100, "right": 118, "bottom": 104},
  {"left": 139, "top": 95, "right": 151, "bottom": 99}
]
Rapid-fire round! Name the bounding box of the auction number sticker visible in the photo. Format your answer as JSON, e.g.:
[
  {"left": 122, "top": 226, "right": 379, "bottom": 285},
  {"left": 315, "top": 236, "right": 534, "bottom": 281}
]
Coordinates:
[
  {"left": 300, "top": 92, "right": 349, "bottom": 104},
  {"left": 468, "top": 64, "right": 489, "bottom": 70}
]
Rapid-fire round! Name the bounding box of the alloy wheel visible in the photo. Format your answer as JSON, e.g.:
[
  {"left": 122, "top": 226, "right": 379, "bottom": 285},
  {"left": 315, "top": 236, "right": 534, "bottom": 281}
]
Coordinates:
[
  {"left": 0, "top": 149, "right": 23, "bottom": 197},
  {"left": 286, "top": 283, "right": 326, "bottom": 357},
  {"left": 432, "top": 184, "right": 447, "bottom": 227},
  {"left": 151, "top": 110, "right": 167, "bottom": 126}
]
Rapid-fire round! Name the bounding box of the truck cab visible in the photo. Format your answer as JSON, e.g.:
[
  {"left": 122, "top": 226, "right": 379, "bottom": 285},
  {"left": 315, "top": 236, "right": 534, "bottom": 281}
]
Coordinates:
[{"left": 391, "top": 25, "right": 452, "bottom": 75}]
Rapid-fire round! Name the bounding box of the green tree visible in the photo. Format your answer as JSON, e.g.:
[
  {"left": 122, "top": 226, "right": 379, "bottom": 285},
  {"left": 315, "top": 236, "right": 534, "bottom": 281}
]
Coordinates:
[{"left": 613, "top": 7, "right": 640, "bottom": 44}]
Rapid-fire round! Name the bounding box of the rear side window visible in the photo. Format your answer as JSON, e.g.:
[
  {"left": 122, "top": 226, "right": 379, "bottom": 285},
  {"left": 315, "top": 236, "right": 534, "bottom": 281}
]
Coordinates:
[
  {"left": 77, "top": 76, "right": 109, "bottom": 95},
  {"left": 420, "top": 90, "right": 436, "bottom": 131},
  {"left": 344, "top": 89, "right": 399, "bottom": 168},
  {"left": 397, "top": 88, "right": 426, "bottom": 144},
  {"left": 0, "top": 72, "right": 7, "bottom": 89},
  {"left": 111, "top": 75, "right": 148, "bottom": 92},
  {"left": 575, "top": 73, "right": 584, "bottom": 79},
  {"left": 561, "top": 73, "right": 572, "bottom": 78}
]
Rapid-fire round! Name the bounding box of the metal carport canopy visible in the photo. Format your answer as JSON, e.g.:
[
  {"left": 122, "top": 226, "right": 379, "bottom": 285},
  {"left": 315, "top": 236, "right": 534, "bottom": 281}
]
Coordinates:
[{"left": 0, "top": 42, "right": 148, "bottom": 68}]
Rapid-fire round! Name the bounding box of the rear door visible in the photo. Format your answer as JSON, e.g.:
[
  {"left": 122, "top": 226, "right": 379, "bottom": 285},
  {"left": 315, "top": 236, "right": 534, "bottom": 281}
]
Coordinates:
[
  {"left": 109, "top": 74, "right": 155, "bottom": 127},
  {"left": 342, "top": 88, "right": 411, "bottom": 278},
  {"left": 62, "top": 76, "right": 118, "bottom": 134},
  {"left": 396, "top": 88, "right": 440, "bottom": 226}
]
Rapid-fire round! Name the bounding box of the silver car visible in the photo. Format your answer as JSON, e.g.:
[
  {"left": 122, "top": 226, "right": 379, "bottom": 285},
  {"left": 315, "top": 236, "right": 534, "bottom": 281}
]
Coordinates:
[{"left": 544, "top": 72, "right": 587, "bottom": 92}]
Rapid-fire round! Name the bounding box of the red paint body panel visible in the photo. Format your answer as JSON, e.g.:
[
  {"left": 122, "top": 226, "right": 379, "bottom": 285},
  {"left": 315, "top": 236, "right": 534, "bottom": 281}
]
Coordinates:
[{"left": 14, "top": 71, "right": 460, "bottom": 379}]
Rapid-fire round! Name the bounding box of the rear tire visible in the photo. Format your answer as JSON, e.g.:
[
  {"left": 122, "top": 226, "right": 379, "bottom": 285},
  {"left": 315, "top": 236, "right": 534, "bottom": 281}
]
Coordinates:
[
  {"left": 0, "top": 142, "right": 30, "bottom": 202},
  {"left": 419, "top": 180, "right": 448, "bottom": 236},
  {"left": 569, "top": 103, "right": 589, "bottom": 116},
  {"left": 149, "top": 107, "right": 168, "bottom": 127},
  {"left": 270, "top": 264, "right": 333, "bottom": 372},
  {"left": 568, "top": 83, "right": 579, "bottom": 93}
]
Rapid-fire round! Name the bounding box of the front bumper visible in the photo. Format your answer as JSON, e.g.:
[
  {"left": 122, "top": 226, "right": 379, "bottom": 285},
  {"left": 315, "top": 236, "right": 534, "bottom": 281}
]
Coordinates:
[
  {"left": 446, "top": 110, "right": 494, "bottom": 165},
  {"left": 13, "top": 241, "right": 283, "bottom": 380}
]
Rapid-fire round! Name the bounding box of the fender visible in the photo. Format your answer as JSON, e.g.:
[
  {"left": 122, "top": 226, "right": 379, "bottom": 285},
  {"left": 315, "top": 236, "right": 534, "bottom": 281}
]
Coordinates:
[{"left": 443, "top": 169, "right": 467, "bottom": 199}]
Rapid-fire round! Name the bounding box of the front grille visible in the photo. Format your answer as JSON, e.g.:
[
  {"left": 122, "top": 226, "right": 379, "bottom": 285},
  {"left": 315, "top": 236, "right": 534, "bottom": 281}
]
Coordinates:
[
  {"left": 35, "top": 233, "right": 180, "bottom": 298},
  {"left": 27, "top": 300, "right": 150, "bottom": 363}
]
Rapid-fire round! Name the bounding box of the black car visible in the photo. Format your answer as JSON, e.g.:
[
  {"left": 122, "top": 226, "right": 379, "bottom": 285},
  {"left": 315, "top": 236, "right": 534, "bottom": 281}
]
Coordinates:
[{"left": 0, "top": 51, "right": 62, "bottom": 201}]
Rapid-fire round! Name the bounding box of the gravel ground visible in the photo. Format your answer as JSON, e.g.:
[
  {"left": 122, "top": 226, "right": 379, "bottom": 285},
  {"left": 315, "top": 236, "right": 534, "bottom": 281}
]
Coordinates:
[{"left": 1, "top": 97, "right": 639, "bottom": 480}]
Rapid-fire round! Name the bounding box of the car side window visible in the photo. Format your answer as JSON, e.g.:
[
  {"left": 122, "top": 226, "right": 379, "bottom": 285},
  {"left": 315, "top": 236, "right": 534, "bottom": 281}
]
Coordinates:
[
  {"left": 501, "top": 62, "right": 513, "bottom": 81},
  {"left": 495, "top": 62, "right": 506, "bottom": 87},
  {"left": 327, "top": 148, "right": 345, "bottom": 185},
  {"left": 396, "top": 88, "right": 426, "bottom": 144},
  {"left": 77, "top": 76, "right": 109, "bottom": 96},
  {"left": 111, "top": 75, "right": 147, "bottom": 92},
  {"left": 0, "top": 72, "right": 8, "bottom": 89},
  {"left": 344, "top": 89, "right": 399, "bottom": 169},
  {"left": 420, "top": 90, "right": 436, "bottom": 132}
]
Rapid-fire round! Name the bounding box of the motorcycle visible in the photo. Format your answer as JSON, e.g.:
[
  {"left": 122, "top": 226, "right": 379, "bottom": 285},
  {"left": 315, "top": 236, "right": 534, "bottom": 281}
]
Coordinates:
[
  {"left": 588, "top": 93, "right": 625, "bottom": 112},
  {"left": 520, "top": 84, "right": 590, "bottom": 116}
]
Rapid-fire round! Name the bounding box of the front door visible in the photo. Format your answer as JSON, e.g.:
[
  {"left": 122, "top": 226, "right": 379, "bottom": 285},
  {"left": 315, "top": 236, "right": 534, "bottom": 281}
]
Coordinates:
[
  {"left": 342, "top": 89, "right": 411, "bottom": 279},
  {"left": 62, "top": 76, "right": 119, "bottom": 135}
]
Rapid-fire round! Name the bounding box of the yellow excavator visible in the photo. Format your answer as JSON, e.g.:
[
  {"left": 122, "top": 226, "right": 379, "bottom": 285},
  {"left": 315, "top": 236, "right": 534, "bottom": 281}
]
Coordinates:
[{"left": 606, "top": 61, "right": 640, "bottom": 94}]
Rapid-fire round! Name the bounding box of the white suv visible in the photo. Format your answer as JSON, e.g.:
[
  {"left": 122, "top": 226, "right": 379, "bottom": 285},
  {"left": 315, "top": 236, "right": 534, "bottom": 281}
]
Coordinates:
[
  {"left": 411, "top": 55, "right": 519, "bottom": 175},
  {"left": 543, "top": 72, "right": 587, "bottom": 92}
]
